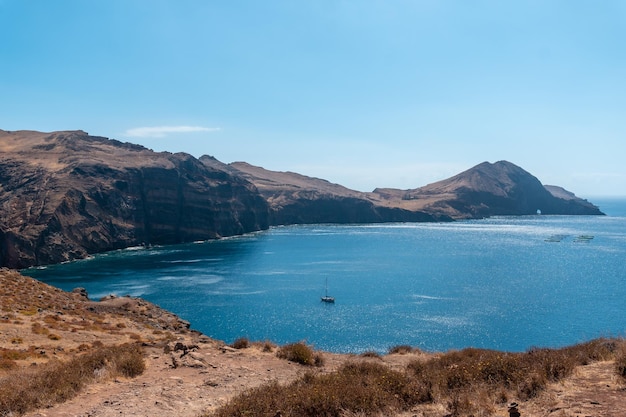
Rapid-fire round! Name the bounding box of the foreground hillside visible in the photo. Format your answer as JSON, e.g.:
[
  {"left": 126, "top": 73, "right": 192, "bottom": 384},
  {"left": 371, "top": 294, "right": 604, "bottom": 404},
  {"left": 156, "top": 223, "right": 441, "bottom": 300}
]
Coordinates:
[{"left": 1, "top": 270, "right": 624, "bottom": 417}]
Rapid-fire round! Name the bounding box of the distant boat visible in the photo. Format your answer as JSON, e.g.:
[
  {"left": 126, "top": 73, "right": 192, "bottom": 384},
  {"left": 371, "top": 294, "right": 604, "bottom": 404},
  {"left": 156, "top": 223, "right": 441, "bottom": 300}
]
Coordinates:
[{"left": 321, "top": 278, "right": 335, "bottom": 303}]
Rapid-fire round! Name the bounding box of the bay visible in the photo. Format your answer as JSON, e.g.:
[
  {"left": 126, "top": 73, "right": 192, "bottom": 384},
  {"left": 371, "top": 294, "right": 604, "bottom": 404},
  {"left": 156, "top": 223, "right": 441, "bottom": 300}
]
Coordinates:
[{"left": 23, "top": 198, "right": 626, "bottom": 353}]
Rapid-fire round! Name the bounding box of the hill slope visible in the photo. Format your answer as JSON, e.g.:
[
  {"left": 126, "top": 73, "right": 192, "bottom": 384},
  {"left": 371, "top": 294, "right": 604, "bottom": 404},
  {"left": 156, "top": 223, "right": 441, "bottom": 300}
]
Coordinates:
[
  {"left": 372, "top": 160, "right": 603, "bottom": 218},
  {"left": 230, "top": 160, "right": 603, "bottom": 221},
  {"left": 1, "top": 269, "right": 624, "bottom": 417},
  {"left": 226, "top": 161, "right": 447, "bottom": 224},
  {"left": 0, "top": 130, "right": 603, "bottom": 268}
]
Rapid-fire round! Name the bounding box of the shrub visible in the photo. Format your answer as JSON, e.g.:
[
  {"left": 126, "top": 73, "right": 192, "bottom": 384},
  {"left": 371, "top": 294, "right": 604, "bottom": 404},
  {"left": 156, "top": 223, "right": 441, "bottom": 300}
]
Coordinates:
[
  {"left": 31, "top": 322, "right": 49, "bottom": 335},
  {"left": 114, "top": 345, "right": 145, "bottom": 378},
  {"left": 277, "top": 342, "right": 318, "bottom": 366},
  {"left": 0, "top": 344, "right": 144, "bottom": 416},
  {"left": 388, "top": 345, "right": 413, "bottom": 355},
  {"left": 206, "top": 361, "right": 421, "bottom": 417},
  {"left": 260, "top": 340, "right": 275, "bottom": 352},
  {"left": 615, "top": 347, "right": 626, "bottom": 380},
  {"left": 359, "top": 351, "right": 382, "bottom": 359},
  {"left": 206, "top": 337, "right": 626, "bottom": 417},
  {"left": 231, "top": 337, "right": 250, "bottom": 349},
  {"left": 0, "top": 358, "right": 16, "bottom": 371}
]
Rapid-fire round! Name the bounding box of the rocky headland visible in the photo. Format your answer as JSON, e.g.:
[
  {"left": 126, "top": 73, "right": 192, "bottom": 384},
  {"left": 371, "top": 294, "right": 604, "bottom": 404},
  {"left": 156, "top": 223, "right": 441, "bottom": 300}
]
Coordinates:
[
  {"left": 0, "top": 130, "right": 269, "bottom": 269},
  {"left": 0, "top": 129, "right": 603, "bottom": 269}
]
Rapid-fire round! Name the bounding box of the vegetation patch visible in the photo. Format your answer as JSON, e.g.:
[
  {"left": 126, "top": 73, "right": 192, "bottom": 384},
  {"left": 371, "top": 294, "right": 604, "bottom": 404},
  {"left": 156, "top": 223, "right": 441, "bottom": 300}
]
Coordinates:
[
  {"left": 277, "top": 342, "right": 324, "bottom": 366},
  {"left": 207, "top": 337, "right": 626, "bottom": 417},
  {"left": 231, "top": 337, "right": 250, "bottom": 349},
  {"left": 0, "top": 343, "right": 144, "bottom": 416}
]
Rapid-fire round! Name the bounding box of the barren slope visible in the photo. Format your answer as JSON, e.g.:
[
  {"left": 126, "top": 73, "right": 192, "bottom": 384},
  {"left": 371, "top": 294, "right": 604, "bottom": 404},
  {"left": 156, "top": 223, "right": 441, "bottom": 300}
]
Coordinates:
[{"left": 2, "top": 270, "right": 624, "bottom": 417}]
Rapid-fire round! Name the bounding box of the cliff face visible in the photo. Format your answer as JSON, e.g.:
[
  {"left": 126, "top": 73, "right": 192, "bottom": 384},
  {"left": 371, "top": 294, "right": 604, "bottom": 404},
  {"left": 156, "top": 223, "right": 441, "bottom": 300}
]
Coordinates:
[
  {"left": 227, "top": 162, "right": 448, "bottom": 224},
  {"left": 0, "top": 129, "right": 604, "bottom": 269},
  {"left": 0, "top": 130, "right": 269, "bottom": 268},
  {"left": 372, "top": 161, "right": 603, "bottom": 218}
]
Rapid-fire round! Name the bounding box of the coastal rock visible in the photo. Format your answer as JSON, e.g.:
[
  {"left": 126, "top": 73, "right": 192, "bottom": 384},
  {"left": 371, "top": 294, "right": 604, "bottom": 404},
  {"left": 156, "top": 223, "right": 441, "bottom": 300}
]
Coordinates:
[{"left": 0, "top": 130, "right": 269, "bottom": 269}]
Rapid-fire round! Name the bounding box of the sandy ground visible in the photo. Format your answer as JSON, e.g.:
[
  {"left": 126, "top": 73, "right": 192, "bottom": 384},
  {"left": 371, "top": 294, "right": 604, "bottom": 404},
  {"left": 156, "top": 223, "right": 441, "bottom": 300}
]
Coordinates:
[{"left": 2, "top": 270, "right": 625, "bottom": 417}]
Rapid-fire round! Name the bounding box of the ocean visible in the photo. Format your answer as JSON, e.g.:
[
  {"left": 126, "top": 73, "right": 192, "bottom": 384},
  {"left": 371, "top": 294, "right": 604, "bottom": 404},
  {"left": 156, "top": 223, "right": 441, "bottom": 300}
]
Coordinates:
[{"left": 23, "top": 198, "right": 626, "bottom": 354}]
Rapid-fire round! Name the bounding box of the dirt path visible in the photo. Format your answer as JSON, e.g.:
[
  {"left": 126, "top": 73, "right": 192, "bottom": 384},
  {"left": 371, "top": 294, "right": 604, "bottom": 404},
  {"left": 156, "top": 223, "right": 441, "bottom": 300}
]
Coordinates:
[
  {"left": 518, "top": 361, "right": 626, "bottom": 417},
  {"left": 3, "top": 271, "right": 626, "bottom": 417},
  {"left": 22, "top": 337, "right": 313, "bottom": 417}
]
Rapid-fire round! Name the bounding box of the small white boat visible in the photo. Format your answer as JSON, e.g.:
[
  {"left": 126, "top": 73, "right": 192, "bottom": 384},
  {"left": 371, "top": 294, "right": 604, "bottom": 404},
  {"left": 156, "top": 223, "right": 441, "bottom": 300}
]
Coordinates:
[{"left": 321, "top": 278, "right": 335, "bottom": 303}]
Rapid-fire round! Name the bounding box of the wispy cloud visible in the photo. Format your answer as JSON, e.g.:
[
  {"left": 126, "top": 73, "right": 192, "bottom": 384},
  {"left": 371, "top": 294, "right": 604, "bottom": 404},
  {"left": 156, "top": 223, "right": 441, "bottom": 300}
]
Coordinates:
[{"left": 124, "top": 125, "right": 221, "bottom": 138}]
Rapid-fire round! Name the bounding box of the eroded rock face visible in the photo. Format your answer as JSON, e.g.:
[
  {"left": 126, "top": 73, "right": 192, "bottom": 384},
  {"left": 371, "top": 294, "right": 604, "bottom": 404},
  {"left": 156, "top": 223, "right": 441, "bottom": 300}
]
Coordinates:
[{"left": 0, "top": 130, "right": 269, "bottom": 268}]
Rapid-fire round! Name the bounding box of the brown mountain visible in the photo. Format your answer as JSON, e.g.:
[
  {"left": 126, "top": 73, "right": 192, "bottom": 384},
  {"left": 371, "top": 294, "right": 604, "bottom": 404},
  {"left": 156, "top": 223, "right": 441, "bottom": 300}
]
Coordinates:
[
  {"left": 229, "top": 160, "right": 603, "bottom": 221},
  {"left": 0, "top": 130, "right": 602, "bottom": 269},
  {"left": 0, "top": 129, "right": 269, "bottom": 269},
  {"left": 371, "top": 160, "right": 603, "bottom": 219},
  {"left": 225, "top": 161, "right": 447, "bottom": 224}
]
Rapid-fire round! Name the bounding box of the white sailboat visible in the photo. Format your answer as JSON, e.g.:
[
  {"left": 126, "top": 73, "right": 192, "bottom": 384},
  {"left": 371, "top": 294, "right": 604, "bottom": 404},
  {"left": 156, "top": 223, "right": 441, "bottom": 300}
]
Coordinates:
[{"left": 321, "top": 278, "right": 335, "bottom": 303}]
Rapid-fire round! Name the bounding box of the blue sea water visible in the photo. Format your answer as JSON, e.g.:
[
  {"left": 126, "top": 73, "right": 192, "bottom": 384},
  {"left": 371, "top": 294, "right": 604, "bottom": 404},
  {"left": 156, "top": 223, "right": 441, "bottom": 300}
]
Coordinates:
[{"left": 22, "top": 199, "right": 626, "bottom": 354}]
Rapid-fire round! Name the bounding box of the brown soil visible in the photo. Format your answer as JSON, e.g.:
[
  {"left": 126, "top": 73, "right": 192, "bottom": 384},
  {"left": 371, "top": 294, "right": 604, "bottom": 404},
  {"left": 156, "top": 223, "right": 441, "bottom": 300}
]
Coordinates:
[{"left": 1, "top": 269, "right": 624, "bottom": 417}]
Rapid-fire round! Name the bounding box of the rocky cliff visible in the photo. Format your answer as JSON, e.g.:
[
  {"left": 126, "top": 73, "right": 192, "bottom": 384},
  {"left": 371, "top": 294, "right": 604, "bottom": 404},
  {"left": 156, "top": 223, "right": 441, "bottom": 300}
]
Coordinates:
[
  {"left": 0, "top": 130, "right": 603, "bottom": 269},
  {"left": 0, "top": 130, "right": 269, "bottom": 269}
]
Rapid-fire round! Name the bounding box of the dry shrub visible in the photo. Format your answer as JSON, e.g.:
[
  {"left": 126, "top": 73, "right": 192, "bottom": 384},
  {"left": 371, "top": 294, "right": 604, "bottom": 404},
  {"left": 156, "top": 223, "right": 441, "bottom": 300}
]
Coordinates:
[
  {"left": 0, "top": 358, "right": 16, "bottom": 371},
  {"left": 249, "top": 340, "right": 276, "bottom": 352},
  {"left": 0, "top": 344, "right": 144, "bottom": 416},
  {"left": 615, "top": 345, "right": 626, "bottom": 380},
  {"left": 231, "top": 337, "right": 250, "bottom": 349},
  {"left": 388, "top": 345, "right": 414, "bottom": 355},
  {"left": 31, "top": 322, "right": 49, "bottom": 335},
  {"left": 277, "top": 342, "right": 320, "bottom": 366},
  {"left": 516, "top": 372, "right": 546, "bottom": 400},
  {"left": 206, "top": 361, "right": 422, "bottom": 417},
  {"left": 359, "top": 351, "right": 382, "bottom": 359},
  {"left": 260, "top": 340, "right": 276, "bottom": 352},
  {"left": 206, "top": 337, "right": 626, "bottom": 417}
]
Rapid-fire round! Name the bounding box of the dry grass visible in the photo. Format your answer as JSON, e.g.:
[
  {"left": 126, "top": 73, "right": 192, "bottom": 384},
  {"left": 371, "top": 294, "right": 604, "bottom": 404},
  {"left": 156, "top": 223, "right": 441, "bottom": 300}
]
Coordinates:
[
  {"left": 0, "top": 343, "right": 144, "bottom": 416},
  {"left": 206, "top": 337, "right": 626, "bottom": 417}
]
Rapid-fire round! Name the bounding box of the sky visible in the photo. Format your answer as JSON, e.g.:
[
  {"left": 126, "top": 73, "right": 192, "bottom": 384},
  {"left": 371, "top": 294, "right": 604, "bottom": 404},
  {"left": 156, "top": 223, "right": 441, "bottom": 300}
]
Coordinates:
[{"left": 1, "top": 1, "right": 625, "bottom": 198}]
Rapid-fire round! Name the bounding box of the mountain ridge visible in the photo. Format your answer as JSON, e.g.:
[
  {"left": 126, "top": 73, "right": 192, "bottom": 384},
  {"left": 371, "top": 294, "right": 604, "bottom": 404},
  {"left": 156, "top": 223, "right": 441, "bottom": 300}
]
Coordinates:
[{"left": 0, "top": 129, "right": 603, "bottom": 268}]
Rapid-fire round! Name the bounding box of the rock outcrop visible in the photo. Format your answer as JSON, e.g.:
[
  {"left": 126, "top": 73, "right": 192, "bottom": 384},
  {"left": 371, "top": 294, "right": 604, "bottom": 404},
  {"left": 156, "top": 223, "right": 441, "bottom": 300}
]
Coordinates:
[{"left": 0, "top": 130, "right": 269, "bottom": 269}]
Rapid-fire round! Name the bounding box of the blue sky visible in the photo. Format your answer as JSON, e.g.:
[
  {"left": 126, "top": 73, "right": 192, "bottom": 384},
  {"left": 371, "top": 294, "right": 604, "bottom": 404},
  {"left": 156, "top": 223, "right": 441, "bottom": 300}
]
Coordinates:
[{"left": 1, "top": 1, "right": 625, "bottom": 197}]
